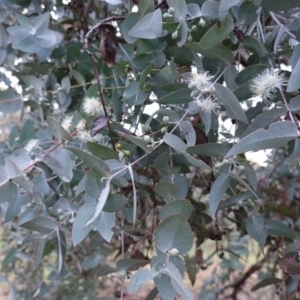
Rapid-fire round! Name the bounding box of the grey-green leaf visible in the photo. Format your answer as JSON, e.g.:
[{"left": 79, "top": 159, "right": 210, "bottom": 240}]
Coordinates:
[
  {"left": 154, "top": 214, "right": 193, "bottom": 254},
  {"left": 128, "top": 9, "right": 166, "bottom": 39},
  {"left": 225, "top": 121, "right": 298, "bottom": 158},
  {"left": 245, "top": 214, "right": 267, "bottom": 250},
  {"left": 209, "top": 174, "right": 230, "bottom": 217},
  {"left": 214, "top": 83, "right": 248, "bottom": 124}
]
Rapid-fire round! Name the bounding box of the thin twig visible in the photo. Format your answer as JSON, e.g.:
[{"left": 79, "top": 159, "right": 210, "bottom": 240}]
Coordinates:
[{"left": 83, "top": 16, "right": 125, "bottom": 151}]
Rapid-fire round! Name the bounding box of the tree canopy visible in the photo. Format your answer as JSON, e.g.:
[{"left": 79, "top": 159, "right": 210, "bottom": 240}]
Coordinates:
[{"left": 1, "top": 0, "right": 300, "bottom": 299}]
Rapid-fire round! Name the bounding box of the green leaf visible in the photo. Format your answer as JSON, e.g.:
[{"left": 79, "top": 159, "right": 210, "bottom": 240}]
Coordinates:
[
  {"left": 157, "top": 88, "right": 193, "bottom": 104},
  {"left": 209, "top": 174, "right": 230, "bottom": 217},
  {"left": 138, "top": 0, "right": 154, "bottom": 16},
  {"left": 103, "top": 194, "right": 127, "bottom": 212},
  {"left": 47, "top": 116, "right": 72, "bottom": 142},
  {"left": 144, "top": 108, "right": 180, "bottom": 130},
  {"left": 265, "top": 220, "right": 298, "bottom": 239},
  {"left": 187, "top": 143, "right": 230, "bottom": 158},
  {"left": 120, "top": 13, "right": 140, "bottom": 43},
  {"left": 127, "top": 163, "right": 137, "bottom": 226},
  {"left": 0, "top": 89, "right": 23, "bottom": 114},
  {"left": 235, "top": 64, "right": 268, "bottom": 85},
  {"left": 289, "top": 95, "right": 300, "bottom": 112},
  {"left": 160, "top": 200, "right": 193, "bottom": 221},
  {"left": 5, "top": 191, "right": 21, "bottom": 223},
  {"left": 22, "top": 75, "right": 43, "bottom": 95},
  {"left": 243, "top": 36, "right": 268, "bottom": 57},
  {"left": 128, "top": 9, "right": 166, "bottom": 39},
  {"left": 0, "top": 182, "right": 18, "bottom": 204},
  {"left": 214, "top": 83, "right": 248, "bottom": 124},
  {"left": 43, "top": 148, "right": 74, "bottom": 183},
  {"left": 56, "top": 230, "right": 66, "bottom": 273},
  {"left": 251, "top": 278, "right": 282, "bottom": 291},
  {"left": 85, "top": 178, "right": 110, "bottom": 227},
  {"left": 225, "top": 121, "right": 298, "bottom": 158},
  {"left": 129, "top": 260, "right": 193, "bottom": 300},
  {"left": 139, "top": 65, "right": 152, "bottom": 90},
  {"left": 154, "top": 181, "right": 180, "bottom": 203},
  {"left": 219, "top": 0, "right": 240, "bottom": 21},
  {"left": 163, "top": 133, "right": 211, "bottom": 170},
  {"left": 34, "top": 237, "right": 45, "bottom": 269},
  {"left": 115, "top": 131, "right": 153, "bottom": 153},
  {"left": 199, "top": 17, "right": 233, "bottom": 49},
  {"left": 123, "top": 81, "right": 148, "bottom": 106},
  {"left": 245, "top": 214, "right": 267, "bottom": 250},
  {"left": 201, "top": 0, "right": 219, "bottom": 19},
  {"left": 16, "top": 14, "right": 32, "bottom": 29},
  {"left": 19, "top": 217, "right": 58, "bottom": 235},
  {"left": 287, "top": 55, "right": 300, "bottom": 92},
  {"left": 87, "top": 142, "right": 118, "bottom": 160},
  {"left": 261, "top": 0, "right": 300, "bottom": 11},
  {"left": 242, "top": 108, "right": 286, "bottom": 137},
  {"left": 197, "top": 44, "right": 234, "bottom": 65},
  {"left": 65, "top": 146, "right": 110, "bottom": 177},
  {"left": 154, "top": 214, "right": 193, "bottom": 254},
  {"left": 96, "top": 211, "right": 115, "bottom": 243},
  {"left": 177, "top": 21, "right": 188, "bottom": 47},
  {"left": 72, "top": 203, "right": 100, "bottom": 246},
  {"left": 181, "top": 121, "right": 196, "bottom": 146},
  {"left": 154, "top": 153, "right": 181, "bottom": 176}
]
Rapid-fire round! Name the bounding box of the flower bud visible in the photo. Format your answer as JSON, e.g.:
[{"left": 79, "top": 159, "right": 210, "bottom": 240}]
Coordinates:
[
  {"left": 161, "top": 127, "right": 167, "bottom": 134},
  {"left": 163, "top": 12, "right": 173, "bottom": 20},
  {"left": 191, "top": 25, "right": 197, "bottom": 32},
  {"left": 168, "top": 248, "right": 179, "bottom": 256},
  {"left": 171, "top": 30, "right": 178, "bottom": 40},
  {"left": 118, "top": 270, "right": 127, "bottom": 278},
  {"left": 168, "top": 7, "right": 175, "bottom": 14},
  {"left": 143, "top": 135, "right": 151, "bottom": 143},
  {"left": 163, "top": 116, "right": 169, "bottom": 123},
  {"left": 199, "top": 18, "right": 206, "bottom": 27}
]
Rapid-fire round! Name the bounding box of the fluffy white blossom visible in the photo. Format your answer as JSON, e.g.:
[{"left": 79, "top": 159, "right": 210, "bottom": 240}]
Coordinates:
[
  {"left": 61, "top": 115, "right": 73, "bottom": 132},
  {"left": 77, "top": 130, "right": 93, "bottom": 143},
  {"left": 76, "top": 119, "right": 87, "bottom": 131},
  {"left": 83, "top": 97, "right": 104, "bottom": 116},
  {"left": 250, "top": 69, "right": 287, "bottom": 101},
  {"left": 24, "top": 139, "right": 39, "bottom": 153},
  {"left": 196, "top": 96, "right": 221, "bottom": 113},
  {"left": 188, "top": 71, "right": 214, "bottom": 90}
]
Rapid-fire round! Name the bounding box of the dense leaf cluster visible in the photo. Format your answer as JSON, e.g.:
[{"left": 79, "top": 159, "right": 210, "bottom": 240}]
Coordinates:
[{"left": 1, "top": 0, "right": 300, "bottom": 299}]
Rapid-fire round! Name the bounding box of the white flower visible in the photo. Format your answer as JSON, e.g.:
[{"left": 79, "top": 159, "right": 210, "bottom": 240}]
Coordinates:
[
  {"left": 188, "top": 71, "right": 214, "bottom": 90},
  {"left": 83, "top": 97, "right": 104, "bottom": 116},
  {"left": 196, "top": 96, "right": 221, "bottom": 113},
  {"left": 76, "top": 119, "right": 87, "bottom": 131},
  {"left": 250, "top": 69, "right": 287, "bottom": 101},
  {"left": 61, "top": 115, "right": 73, "bottom": 132},
  {"left": 77, "top": 130, "right": 92, "bottom": 143},
  {"left": 24, "top": 139, "right": 38, "bottom": 153}
]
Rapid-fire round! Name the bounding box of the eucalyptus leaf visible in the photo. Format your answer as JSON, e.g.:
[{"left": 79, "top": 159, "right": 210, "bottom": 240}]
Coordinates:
[{"left": 225, "top": 121, "right": 298, "bottom": 158}]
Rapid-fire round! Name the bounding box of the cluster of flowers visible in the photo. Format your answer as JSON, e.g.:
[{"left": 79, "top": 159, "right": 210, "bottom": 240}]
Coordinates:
[
  {"left": 188, "top": 68, "right": 287, "bottom": 114},
  {"left": 61, "top": 96, "right": 105, "bottom": 143},
  {"left": 188, "top": 71, "right": 220, "bottom": 114},
  {"left": 249, "top": 69, "right": 287, "bottom": 101}
]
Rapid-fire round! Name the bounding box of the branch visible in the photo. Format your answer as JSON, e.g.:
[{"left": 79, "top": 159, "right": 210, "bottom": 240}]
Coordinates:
[{"left": 218, "top": 256, "right": 267, "bottom": 300}]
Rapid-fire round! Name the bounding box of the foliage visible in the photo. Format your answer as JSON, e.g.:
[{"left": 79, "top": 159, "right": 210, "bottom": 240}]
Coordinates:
[{"left": 0, "top": 0, "right": 300, "bottom": 299}]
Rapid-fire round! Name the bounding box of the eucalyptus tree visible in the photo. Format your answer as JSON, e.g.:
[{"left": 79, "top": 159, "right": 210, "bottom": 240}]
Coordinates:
[{"left": 1, "top": 0, "right": 300, "bottom": 299}]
